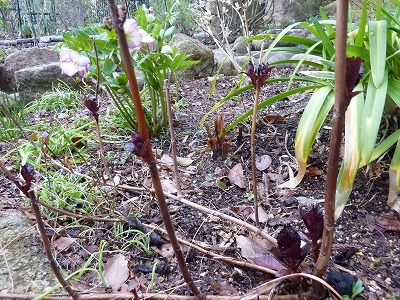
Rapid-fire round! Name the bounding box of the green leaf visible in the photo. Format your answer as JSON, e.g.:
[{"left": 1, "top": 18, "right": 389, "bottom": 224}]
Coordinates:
[
  {"left": 388, "top": 136, "right": 400, "bottom": 214},
  {"left": 355, "top": 0, "right": 369, "bottom": 47},
  {"left": 319, "top": 7, "right": 335, "bottom": 36},
  {"left": 369, "top": 20, "right": 387, "bottom": 88},
  {"left": 370, "top": 129, "right": 400, "bottom": 163},
  {"left": 299, "top": 71, "right": 335, "bottom": 80},
  {"left": 352, "top": 280, "right": 364, "bottom": 296},
  {"left": 387, "top": 77, "right": 400, "bottom": 107},
  {"left": 102, "top": 57, "right": 117, "bottom": 76},
  {"left": 359, "top": 72, "right": 388, "bottom": 166},
  {"left": 280, "top": 86, "right": 334, "bottom": 188},
  {"left": 226, "top": 85, "right": 322, "bottom": 132},
  {"left": 115, "top": 74, "right": 128, "bottom": 86},
  {"left": 311, "top": 17, "right": 335, "bottom": 58}
]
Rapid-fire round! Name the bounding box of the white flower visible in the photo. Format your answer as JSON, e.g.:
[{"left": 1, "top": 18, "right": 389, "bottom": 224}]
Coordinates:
[{"left": 59, "top": 48, "right": 90, "bottom": 77}]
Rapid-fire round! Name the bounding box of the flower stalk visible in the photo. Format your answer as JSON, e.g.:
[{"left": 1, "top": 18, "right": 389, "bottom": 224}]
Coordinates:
[
  {"left": 106, "top": 1, "right": 204, "bottom": 299},
  {"left": 243, "top": 41, "right": 272, "bottom": 227}
]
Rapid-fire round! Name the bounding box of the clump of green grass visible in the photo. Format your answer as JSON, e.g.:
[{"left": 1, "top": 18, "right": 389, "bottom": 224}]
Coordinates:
[
  {"left": 0, "top": 92, "right": 28, "bottom": 141},
  {"left": 37, "top": 172, "right": 106, "bottom": 217},
  {"left": 26, "top": 81, "right": 83, "bottom": 114}
]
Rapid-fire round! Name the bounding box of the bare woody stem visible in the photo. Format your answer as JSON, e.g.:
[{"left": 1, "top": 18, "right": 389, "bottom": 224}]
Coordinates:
[
  {"left": 250, "top": 85, "right": 261, "bottom": 227},
  {"left": 0, "top": 160, "right": 78, "bottom": 300},
  {"left": 106, "top": 1, "right": 204, "bottom": 299},
  {"left": 314, "top": 0, "right": 349, "bottom": 280},
  {"left": 250, "top": 42, "right": 266, "bottom": 227}
]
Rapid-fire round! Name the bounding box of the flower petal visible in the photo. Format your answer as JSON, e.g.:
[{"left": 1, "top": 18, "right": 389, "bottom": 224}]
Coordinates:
[
  {"left": 60, "top": 61, "right": 78, "bottom": 76},
  {"left": 123, "top": 19, "right": 138, "bottom": 34}
]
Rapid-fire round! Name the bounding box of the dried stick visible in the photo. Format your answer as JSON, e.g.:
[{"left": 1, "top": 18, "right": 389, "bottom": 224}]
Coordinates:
[
  {"left": 162, "top": 190, "right": 277, "bottom": 246},
  {"left": 118, "top": 183, "right": 277, "bottom": 246},
  {"left": 314, "top": 0, "right": 349, "bottom": 288},
  {"left": 145, "top": 223, "right": 276, "bottom": 275},
  {"left": 0, "top": 161, "right": 78, "bottom": 300},
  {"left": 106, "top": 1, "right": 204, "bottom": 299},
  {"left": 164, "top": 73, "right": 181, "bottom": 194}
]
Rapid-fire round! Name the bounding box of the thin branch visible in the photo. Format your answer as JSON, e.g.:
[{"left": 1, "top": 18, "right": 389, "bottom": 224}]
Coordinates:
[
  {"left": 0, "top": 160, "right": 78, "bottom": 299},
  {"left": 164, "top": 72, "right": 181, "bottom": 194},
  {"left": 314, "top": 0, "right": 349, "bottom": 286}
]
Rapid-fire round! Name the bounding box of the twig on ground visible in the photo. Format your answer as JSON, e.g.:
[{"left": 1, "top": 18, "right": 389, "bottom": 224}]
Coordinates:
[
  {"left": 116, "top": 183, "right": 277, "bottom": 245},
  {"left": 145, "top": 223, "right": 276, "bottom": 275}
]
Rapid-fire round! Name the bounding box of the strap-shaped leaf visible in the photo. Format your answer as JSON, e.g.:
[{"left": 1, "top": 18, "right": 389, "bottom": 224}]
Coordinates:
[
  {"left": 369, "top": 20, "right": 387, "bottom": 88},
  {"left": 279, "top": 86, "right": 334, "bottom": 188},
  {"left": 387, "top": 77, "right": 400, "bottom": 107},
  {"left": 225, "top": 85, "right": 321, "bottom": 132},
  {"left": 360, "top": 71, "right": 388, "bottom": 166},
  {"left": 335, "top": 87, "right": 364, "bottom": 220},
  {"left": 388, "top": 137, "right": 400, "bottom": 214}
]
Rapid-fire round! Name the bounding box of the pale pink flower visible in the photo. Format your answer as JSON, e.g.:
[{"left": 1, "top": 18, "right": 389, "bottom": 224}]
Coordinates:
[
  {"left": 60, "top": 48, "right": 90, "bottom": 77},
  {"left": 123, "top": 18, "right": 156, "bottom": 51}
]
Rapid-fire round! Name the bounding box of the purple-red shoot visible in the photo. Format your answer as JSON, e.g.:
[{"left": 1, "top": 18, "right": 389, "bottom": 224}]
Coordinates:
[
  {"left": 300, "top": 205, "right": 324, "bottom": 261},
  {"left": 21, "top": 163, "right": 35, "bottom": 192},
  {"left": 84, "top": 96, "right": 100, "bottom": 120},
  {"left": 270, "top": 225, "right": 311, "bottom": 274},
  {"left": 126, "top": 131, "right": 151, "bottom": 162},
  {"left": 345, "top": 56, "right": 363, "bottom": 101},
  {"left": 243, "top": 61, "right": 273, "bottom": 87}
]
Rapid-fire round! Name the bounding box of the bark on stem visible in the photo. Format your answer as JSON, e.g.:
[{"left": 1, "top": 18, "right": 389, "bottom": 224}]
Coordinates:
[
  {"left": 314, "top": 0, "right": 349, "bottom": 281},
  {"left": 106, "top": 1, "right": 204, "bottom": 299}
]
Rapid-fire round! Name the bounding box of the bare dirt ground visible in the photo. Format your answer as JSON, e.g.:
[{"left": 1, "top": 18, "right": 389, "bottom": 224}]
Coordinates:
[{"left": 0, "top": 67, "right": 399, "bottom": 299}]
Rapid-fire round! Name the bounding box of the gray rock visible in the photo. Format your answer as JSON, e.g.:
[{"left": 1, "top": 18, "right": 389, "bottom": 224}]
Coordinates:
[
  {"left": 233, "top": 36, "right": 249, "bottom": 56},
  {"left": 0, "top": 209, "right": 57, "bottom": 295},
  {"left": 1, "top": 48, "right": 59, "bottom": 91},
  {"left": 266, "top": 52, "right": 295, "bottom": 68},
  {"left": 213, "top": 49, "right": 239, "bottom": 76},
  {"left": 15, "top": 62, "right": 67, "bottom": 97},
  {"left": 170, "top": 33, "right": 214, "bottom": 80}
]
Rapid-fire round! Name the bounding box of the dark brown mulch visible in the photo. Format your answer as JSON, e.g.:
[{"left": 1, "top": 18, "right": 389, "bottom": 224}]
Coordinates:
[{"left": 0, "top": 67, "right": 399, "bottom": 299}]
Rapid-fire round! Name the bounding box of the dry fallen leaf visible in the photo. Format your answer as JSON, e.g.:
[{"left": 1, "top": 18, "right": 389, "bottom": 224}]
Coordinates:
[
  {"left": 235, "top": 234, "right": 273, "bottom": 260},
  {"left": 227, "top": 163, "right": 246, "bottom": 189},
  {"left": 255, "top": 155, "right": 272, "bottom": 171},
  {"left": 367, "top": 213, "right": 400, "bottom": 233},
  {"left": 263, "top": 115, "right": 286, "bottom": 124},
  {"left": 113, "top": 174, "right": 121, "bottom": 185},
  {"left": 157, "top": 243, "right": 175, "bottom": 262},
  {"left": 160, "top": 154, "right": 193, "bottom": 167},
  {"left": 103, "top": 253, "right": 129, "bottom": 291},
  {"left": 160, "top": 178, "right": 178, "bottom": 194},
  {"left": 53, "top": 237, "right": 76, "bottom": 252},
  {"left": 230, "top": 206, "right": 270, "bottom": 223},
  {"left": 306, "top": 166, "right": 324, "bottom": 176},
  {"left": 176, "top": 156, "right": 194, "bottom": 167},
  {"left": 210, "top": 279, "right": 238, "bottom": 296},
  {"left": 267, "top": 172, "right": 286, "bottom": 184}
]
